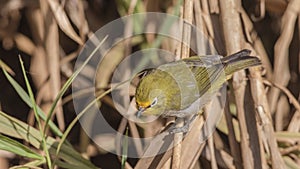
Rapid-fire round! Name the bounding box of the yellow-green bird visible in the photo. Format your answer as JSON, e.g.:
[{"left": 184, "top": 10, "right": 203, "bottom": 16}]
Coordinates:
[{"left": 135, "top": 49, "right": 261, "bottom": 131}]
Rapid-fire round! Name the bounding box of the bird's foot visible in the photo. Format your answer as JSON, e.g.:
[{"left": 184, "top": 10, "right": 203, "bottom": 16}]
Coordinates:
[
  {"left": 168, "top": 124, "right": 190, "bottom": 134},
  {"left": 167, "top": 114, "right": 198, "bottom": 134}
]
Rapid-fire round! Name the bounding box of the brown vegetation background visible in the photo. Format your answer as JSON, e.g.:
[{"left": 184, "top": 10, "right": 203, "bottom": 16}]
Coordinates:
[{"left": 0, "top": 0, "right": 299, "bottom": 168}]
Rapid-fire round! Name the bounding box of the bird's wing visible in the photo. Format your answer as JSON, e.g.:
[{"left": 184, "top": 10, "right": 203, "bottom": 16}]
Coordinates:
[
  {"left": 184, "top": 56, "right": 227, "bottom": 97},
  {"left": 182, "top": 55, "right": 224, "bottom": 68},
  {"left": 139, "top": 68, "right": 156, "bottom": 78},
  {"left": 155, "top": 56, "right": 226, "bottom": 110}
]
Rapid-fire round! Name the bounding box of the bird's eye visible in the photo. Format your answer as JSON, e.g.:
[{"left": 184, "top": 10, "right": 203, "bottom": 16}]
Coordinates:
[{"left": 150, "top": 97, "right": 158, "bottom": 107}]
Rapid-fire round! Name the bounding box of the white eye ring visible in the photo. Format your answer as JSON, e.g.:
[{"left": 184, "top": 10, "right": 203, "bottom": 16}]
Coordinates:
[{"left": 151, "top": 97, "right": 158, "bottom": 107}]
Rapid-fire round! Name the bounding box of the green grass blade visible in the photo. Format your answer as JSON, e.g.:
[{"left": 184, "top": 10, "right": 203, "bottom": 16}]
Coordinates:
[
  {"left": 56, "top": 87, "right": 113, "bottom": 155},
  {"left": 56, "top": 71, "right": 142, "bottom": 156},
  {"left": 276, "top": 131, "right": 300, "bottom": 139},
  {"left": 283, "top": 156, "right": 299, "bottom": 169},
  {"left": 10, "top": 159, "right": 45, "bottom": 169},
  {"left": 43, "top": 35, "right": 108, "bottom": 136},
  {"left": 2, "top": 68, "right": 63, "bottom": 137},
  {"left": 0, "top": 134, "right": 43, "bottom": 160},
  {"left": 121, "top": 127, "right": 129, "bottom": 169},
  {"left": 18, "top": 56, "right": 52, "bottom": 169},
  {"left": 0, "top": 59, "right": 15, "bottom": 75},
  {"left": 0, "top": 111, "right": 98, "bottom": 169}
]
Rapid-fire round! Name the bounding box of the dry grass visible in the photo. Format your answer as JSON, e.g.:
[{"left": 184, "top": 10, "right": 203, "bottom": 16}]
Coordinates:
[{"left": 0, "top": 0, "right": 299, "bottom": 168}]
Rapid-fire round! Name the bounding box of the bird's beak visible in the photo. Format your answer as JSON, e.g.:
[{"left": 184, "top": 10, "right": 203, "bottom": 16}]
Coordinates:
[{"left": 136, "top": 107, "right": 145, "bottom": 118}]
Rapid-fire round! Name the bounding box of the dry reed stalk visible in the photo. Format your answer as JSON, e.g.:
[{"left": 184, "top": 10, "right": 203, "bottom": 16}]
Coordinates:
[
  {"left": 224, "top": 97, "right": 242, "bottom": 169},
  {"left": 240, "top": 9, "right": 273, "bottom": 80},
  {"left": 179, "top": 116, "right": 206, "bottom": 168},
  {"left": 41, "top": 0, "right": 65, "bottom": 131},
  {"left": 244, "top": 6, "right": 288, "bottom": 169},
  {"left": 263, "top": 80, "right": 300, "bottom": 131},
  {"left": 25, "top": 5, "right": 52, "bottom": 129},
  {"left": 247, "top": 48, "right": 285, "bottom": 168},
  {"left": 268, "top": 0, "right": 300, "bottom": 116},
  {"left": 203, "top": 103, "right": 218, "bottom": 169},
  {"left": 1, "top": 0, "right": 300, "bottom": 168},
  {"left": 208, "top": 0, "right": 219, "bottom": 14},
  {"left": 219, "top": 0, "right": 264, "bottom": 168},
  {"left": 240, "top": 6, "right": 282, "bottom": 168},
  {"left": 171, "top": 0, "right": 194, "bottom": 168}
]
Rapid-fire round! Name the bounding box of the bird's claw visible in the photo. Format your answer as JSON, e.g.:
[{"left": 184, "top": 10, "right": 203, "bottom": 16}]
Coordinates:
[
  {"left": 167, "top": 123, "right": 190, "bottom": 134},
  {"left": 167, "top": 114, "right": 199, "bottom": 134}
]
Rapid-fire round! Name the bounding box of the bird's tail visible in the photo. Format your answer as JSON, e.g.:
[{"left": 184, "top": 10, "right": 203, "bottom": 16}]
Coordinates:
[{"left": 222, "top": 49, "right": 261, "bottom": 77}]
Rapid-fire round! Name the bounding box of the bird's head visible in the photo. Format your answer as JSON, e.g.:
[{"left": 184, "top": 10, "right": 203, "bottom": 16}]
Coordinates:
[{"left": 135, "top": 70, "right": 181, "bottom": 117}]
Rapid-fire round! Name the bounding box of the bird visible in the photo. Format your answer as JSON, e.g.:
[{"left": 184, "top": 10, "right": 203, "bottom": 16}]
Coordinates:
[{"left": 135, "top": 49, "right": 261, "bottom": 133}]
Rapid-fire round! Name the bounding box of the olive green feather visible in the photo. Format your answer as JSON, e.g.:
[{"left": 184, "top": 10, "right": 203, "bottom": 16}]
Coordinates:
[{"left": 135, "top": 49, "right": 261, "bottom": 116}]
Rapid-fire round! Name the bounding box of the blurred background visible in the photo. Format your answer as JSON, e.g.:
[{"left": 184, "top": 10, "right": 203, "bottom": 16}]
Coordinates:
[{"left": 0, "top": 0, "right": 299, "bottom": 168}]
